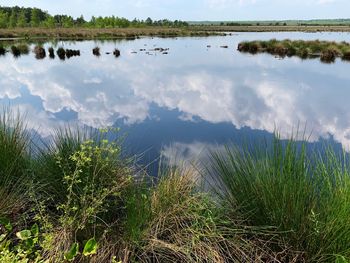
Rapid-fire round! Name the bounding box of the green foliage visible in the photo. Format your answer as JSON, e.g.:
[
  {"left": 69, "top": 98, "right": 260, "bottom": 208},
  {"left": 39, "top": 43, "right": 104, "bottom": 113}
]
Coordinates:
[
  {"left": 83, "top": 238, "right": 98, "bottom": 256},
  {"left": 16, "top": 10, "right": 27, "bottom": 27},
  {"left": 64, "top": 242, "right": 79, "bottom": 261},
  {"left": 30, "top": 8, "right": 41, "bottom": 27},
  {"left": 0, "top": 5, "right": 188, "bottom": 29},
  {"left": 9, "top": 10, "right": 17, "bottom": 28}
]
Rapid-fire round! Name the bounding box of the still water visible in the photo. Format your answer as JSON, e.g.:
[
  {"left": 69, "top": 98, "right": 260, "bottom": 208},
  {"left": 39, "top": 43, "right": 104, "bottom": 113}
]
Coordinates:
[{"left": 1, "top": 32, "right": 350, "bottom": 167}]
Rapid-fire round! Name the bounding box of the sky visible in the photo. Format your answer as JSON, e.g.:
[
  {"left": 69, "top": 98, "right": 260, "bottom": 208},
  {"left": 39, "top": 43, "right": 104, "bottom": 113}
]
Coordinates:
[{"left": 0, "top": 0, "right": 348, "bottom": 21}]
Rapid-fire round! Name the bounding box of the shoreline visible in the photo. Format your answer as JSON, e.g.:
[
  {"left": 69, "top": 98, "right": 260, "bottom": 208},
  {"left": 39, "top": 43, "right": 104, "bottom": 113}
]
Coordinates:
[{"left": 0, "top": 25, "right": 350, "bottom": 41}]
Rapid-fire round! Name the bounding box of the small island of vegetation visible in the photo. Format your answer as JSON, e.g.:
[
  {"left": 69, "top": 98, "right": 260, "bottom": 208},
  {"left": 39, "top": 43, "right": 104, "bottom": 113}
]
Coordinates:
[{"left": 238, "top": 39, "right": 350, "bottom": 63}]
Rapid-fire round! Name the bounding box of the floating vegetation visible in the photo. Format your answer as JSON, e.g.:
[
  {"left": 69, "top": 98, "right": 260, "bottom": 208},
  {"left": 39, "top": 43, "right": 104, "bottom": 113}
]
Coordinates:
[
  {"left": 92, "top": 47, "right": 100, "bottom": 56},
  {"left": 65, "top": 49, "right": 80, "bottom": 59},
  {"left": 0, "top": 45, "right": 5, "bottom": 55},
  {"left": 10, "top": 46, "right": 21, "bottom": 58},
  {"left": 238, "top": 39, "right": 350, "bottom": 63},
  {"left": 220, "top": 45, "right": 229, "bottom": 48},
  {"left": 34, "top": 46, "right": 46, "bottom": 60},
  {"left": 113, "top": 48, "right": 120, "bottom": 57},
  {"left": 56, "top": 47, "right": 66, "bottom": 60},
  {"left": 154, "top": 47, "right": 169, "bottom": 52},
  {"left": 48, "top": 47, "right": 55, "bottom": 59}
]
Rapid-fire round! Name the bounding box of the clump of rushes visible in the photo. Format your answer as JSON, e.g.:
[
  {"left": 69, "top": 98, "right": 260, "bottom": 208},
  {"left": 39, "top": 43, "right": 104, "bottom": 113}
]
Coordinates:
[
  {"left": 93, "top": 47, "right": 101, "bottom": 56},
  {"left": 34, "top": 46, "right": 46, "bottom": 60},
  {"left": 48, "top": 47, "right": 55, "bottom": 59},
  {"left": 208, "top": 135, "right": 350, "bottom": 262},
  {"left": 238, "top": 39, "right": 350, "bottom": 63},
  {"left": 56, "top": 47, "right": 66, "bottom": 60},
  {"left": 11, "top": 46, "right": 21, "bottom": 58},
  {"left": 0, "top": 45, "right": 6, "bottom": 55},
  {"left": 0, "top": 109, "right": 32, "bottom": 220},
  {"left": 17, "top": 44, "right": 30, "bottom": 55},
  {"left": 120, "top": 167, "right": 272, "bottom": 263},
  {"left": 320, "top": 48, "right": 338, "bottom": 63},
  {"left": 113, "top": 48, "right": 121, "bottom": 57},
  {"left": 65, "top": 49, "right": 80, "bottom": 59},
  {"left": 342, "top": 49, "right": 350, "bottom": 61}
]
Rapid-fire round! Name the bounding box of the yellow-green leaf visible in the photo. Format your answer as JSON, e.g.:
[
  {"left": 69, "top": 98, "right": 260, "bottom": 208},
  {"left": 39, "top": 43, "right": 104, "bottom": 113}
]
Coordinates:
[
  {"left": 83, "top": 238, "right": 98, "bottom": 256},
  {"left": 16, "top": 230, "right": 31, "bottom": 240},
  {"left": 64, "top": 242, "right": 79, "bottom": 261}
]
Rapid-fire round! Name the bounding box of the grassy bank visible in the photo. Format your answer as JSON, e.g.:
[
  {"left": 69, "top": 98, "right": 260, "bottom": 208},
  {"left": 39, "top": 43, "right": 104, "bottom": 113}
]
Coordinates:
[
  {"left": 1, "top": 25, "right": 350, "bottom": 41},
  {"left": 1, "top": 111, "right": 350, "bottom": 262},
  {"left": 0, "top": 27, "right": 226, "bottom": 40},
  {"left": 194, "top": 25, "right": 350, "bottom": 32},
  {"left": 238, "top": 39, "right": 350, "bottom": 63}
]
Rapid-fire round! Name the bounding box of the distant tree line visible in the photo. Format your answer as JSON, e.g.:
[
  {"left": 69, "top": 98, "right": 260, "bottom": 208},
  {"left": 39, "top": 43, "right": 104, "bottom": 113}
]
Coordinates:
[{"left": 0, "top": 6, "right": 189, "bottom": 28}]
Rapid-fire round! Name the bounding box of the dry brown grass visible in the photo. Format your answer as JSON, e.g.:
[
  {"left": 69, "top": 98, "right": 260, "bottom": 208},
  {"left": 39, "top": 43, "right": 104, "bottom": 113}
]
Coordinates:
[{"left": 0, "top": 27, "right": 222, "bottom": 40}]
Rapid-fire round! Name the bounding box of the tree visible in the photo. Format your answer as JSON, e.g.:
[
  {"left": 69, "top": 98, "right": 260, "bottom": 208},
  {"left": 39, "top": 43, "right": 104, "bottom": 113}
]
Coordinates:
[
  {"left": 145, "top": 17, "right": 153, "bottom": 26},
  {"left": 62, "top": 16, "right": 74, "bottom": 28},
  {"left": 17, "top": 9, "right": 27, "bottom": 27},
  {"left": 76, "top": 15, "right": 86, "bottom": 26},
  {"left": 31, "top": 8, "right": 40, "bottom": 27},
  {"left": 45, "top": 16, "right": 56, "bottom": 28},
  {"left": 9, "top": 9, "right": 17, "bottom": 28},
  {"left": 0, "top": 11, "right": 9, "bottom": 28}
]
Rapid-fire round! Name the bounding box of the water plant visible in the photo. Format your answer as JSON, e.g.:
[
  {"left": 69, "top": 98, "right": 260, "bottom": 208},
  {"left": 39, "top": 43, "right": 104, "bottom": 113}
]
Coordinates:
[
  {"left": 17, "top": 44, "right": 29, "bottom": 55},
  {"left": 10, "top": 45, "right": 21, "bottom": 57},
  {"left": 56, "top": 47, "right": 66, "bottom": 60},
  {"left": 65, "top": 49, "right": 80, "bottom": 59},
  {"left": 48, "top": 47, "right": 55, "bottom": 58},
  {"left": 34, "top": 45, "right": 46, "bottom": 59},
  {"left": 0, "top": 45, "right": 5, "bottom": 55},
  {"left": 113, "top": 48, "right": 120, "bottom": 57},
  {"left": 92, "top": 47, "right": 100, "bottom": 56}
]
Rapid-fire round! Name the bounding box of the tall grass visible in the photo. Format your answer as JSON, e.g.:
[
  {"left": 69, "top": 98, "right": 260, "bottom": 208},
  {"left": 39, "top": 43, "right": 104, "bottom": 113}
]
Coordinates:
[
  {"left": 120, "top": 166, "right": 273, "bottom": 262},
  {"left": 0, "top": 109, "right": 33, "bottom": 219},
  {"left": 208, "top": 135, "right": 350, "bottom": 262}
]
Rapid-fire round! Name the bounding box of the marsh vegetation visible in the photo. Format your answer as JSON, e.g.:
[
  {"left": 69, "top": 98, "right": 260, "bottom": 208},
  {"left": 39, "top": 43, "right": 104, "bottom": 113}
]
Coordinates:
[
  {"left": 1, "top": 110, "right": 350, "bottom": 262},
  {"left": 238, "top": 39, "right": 350, "bottom": 63}
]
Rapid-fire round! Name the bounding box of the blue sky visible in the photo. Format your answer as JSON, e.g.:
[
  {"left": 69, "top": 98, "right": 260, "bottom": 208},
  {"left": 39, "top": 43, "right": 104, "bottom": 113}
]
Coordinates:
[{"left": 0, "top": 0, "right": 348, "bottom": 21}]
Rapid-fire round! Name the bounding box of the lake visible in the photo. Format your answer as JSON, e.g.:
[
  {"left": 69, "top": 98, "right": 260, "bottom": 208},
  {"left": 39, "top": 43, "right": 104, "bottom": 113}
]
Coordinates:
[{"left": 1, "top": 32, "right": 350, "bottom": 170}]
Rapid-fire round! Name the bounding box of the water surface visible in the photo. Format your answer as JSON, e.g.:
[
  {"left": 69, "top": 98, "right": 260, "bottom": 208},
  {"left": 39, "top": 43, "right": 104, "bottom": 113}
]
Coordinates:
[{"left": 1, "top": 32, "right": 350, "bottom": 167}]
